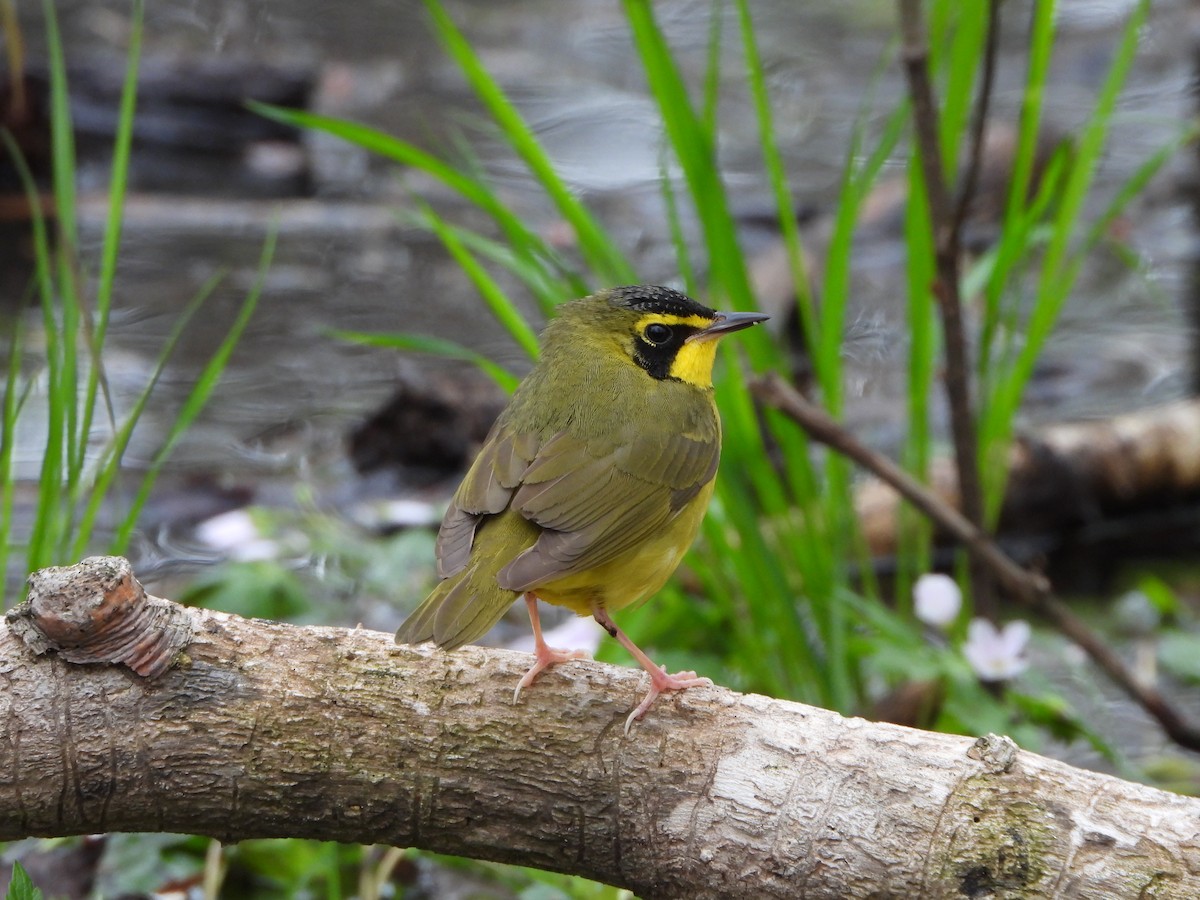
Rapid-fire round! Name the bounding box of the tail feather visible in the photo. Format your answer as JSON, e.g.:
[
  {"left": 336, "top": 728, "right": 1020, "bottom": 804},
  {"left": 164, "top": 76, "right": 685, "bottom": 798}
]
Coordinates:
[
  {"left": 435, "top": 570, "right": 517, "bottom": 650},
  {"left": 393, "top": 585, "right": 444, "bottom": 646},
  {"left": 395, "top": 564, "right": 519, "bottom": 650},
  {"left": 396, "top": 512, "right": 536, "bottom": 650}
]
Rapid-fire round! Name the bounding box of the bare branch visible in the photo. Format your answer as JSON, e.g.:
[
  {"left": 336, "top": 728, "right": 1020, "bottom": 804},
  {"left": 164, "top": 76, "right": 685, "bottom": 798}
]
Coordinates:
[
  {"left": 953, "top": 0, "right": 1003, "bottom": 233},
  {"left": 896, "top": 0, "right": 991, "bottom": 613},
  {"left": 752, "top": 373, "right": 1200, "bottom": 753}
]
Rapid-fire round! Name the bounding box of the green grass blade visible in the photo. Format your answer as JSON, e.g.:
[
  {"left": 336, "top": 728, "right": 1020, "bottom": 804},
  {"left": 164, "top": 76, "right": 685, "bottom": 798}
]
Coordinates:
[
  {"left": 980, "top": 0, "right": 1149, "bottom": 518},
  {"left": 422, "top": 0, "right": 634, "bottom": 284},
  {"left": 1038, "top": 0, "right": 1147, "bottom": 304},
  {"left": 2, "top": 128, "right": 62, "bottom": 572},
  {"left": 65, "top": 0, "right": 144, "bottom": 558},
  {"left": 73, "top": 0, "right": 143, "bottom": 477},
  {"left": 0, "top": 287, "right": 30, "bottom": 602},
  {"left": 901, "top": 156, "right": 937, "bottom": 556},
  {"left": 414, "top": 201, "right": 541, "bottom": 360},
  {"left": 699, "top": 502, "right": 808, "bottom": 698},
  {"left": 895, "top": 156, "right": 942, "bottom": 607},
  {"left": 1075, "top": 123, "right": 1198, "bottom": 261},
  {"left": 621, "top": 0, "right": 755, "bottom": 311},
  {"left": 43, "top": 0, "right": 82, "bottom": 499},
  {"left": 70, "top": 272, "right": 223, "bottom": 561},
  {"left": 938, "top": 0, "right": 986, "bottom": 172},
  {"left": 817, "top": 99, "right": 908, "bottom": 409},
  {"left": 331, "top": 330, "right": 520, "bottom": 393},
  {"left": 393, "top": 208, "right": 571, "bottom": 319},
  {"left": 734, "top": 0, "right": 814, "bottom": 339},
  {"left": 977, "top": 0, "right": 1056, "bottom": 382},
  {"left": 249, "top": 102, "right": 578, "bottom": 290},
  {"left": 249, "top": 104, "right": 479, "bottom": 198},
  {"left": 432, "top": 129, "right": 593, "bottom": 312},
  {"left": 657, "top": 144, "right": 697, "bottom": 295},
  {"left": 701, "top": 0, "right": 724, "bottom": 135},
  {"left": 109, "top": 229, "right": 276, "bottom": 554},
  {"left": 976, "top": 144, "right": 1071, "bottom": 389},
  {"left": 1003, "top": 0, "right": 1056, "bottom": 251}
]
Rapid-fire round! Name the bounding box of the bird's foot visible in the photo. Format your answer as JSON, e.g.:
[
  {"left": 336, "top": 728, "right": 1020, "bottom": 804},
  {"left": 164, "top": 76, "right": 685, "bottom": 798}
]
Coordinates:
[
  {"left": 513, "top": 644, "right": 590, "bottom": 704},
  {"left": 624, "top": 667, "right": 713, "bottom": 735}
]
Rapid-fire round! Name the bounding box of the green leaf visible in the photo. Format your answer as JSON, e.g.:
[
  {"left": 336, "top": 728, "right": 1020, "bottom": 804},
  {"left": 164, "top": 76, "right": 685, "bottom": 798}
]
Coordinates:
[
  {"left": 180, "top": 561, "right": 312, "bottom": 621},
  {"left": 622, "top": 0, "right": 754, "bottom": 310},
  {"left": 1136, "top": 575, "right": 1183, "bottom": 619},
  {"left": 6, "top": 863, "right": 44, "bottom": 900}
]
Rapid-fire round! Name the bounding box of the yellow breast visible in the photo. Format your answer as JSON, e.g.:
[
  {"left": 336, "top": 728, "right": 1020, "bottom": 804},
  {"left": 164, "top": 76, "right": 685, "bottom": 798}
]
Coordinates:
[{"left": 535, "top": 479, "right": 715, "bottom": 615}]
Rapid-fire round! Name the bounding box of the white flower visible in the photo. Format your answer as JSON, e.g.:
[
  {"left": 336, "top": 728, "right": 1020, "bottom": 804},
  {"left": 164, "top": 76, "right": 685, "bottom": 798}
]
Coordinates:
[
  {"left": 195, "top": 509, "right": 279, "bottom": 562},
  {"left": 913, "top": 573, "right": 962, "bottom": 629},
  {"left": 195, "top": 510, "right": 260, "bottom": 550},
  {"left": 963, "top": 618, "right": 1031, "bottom": 682}
]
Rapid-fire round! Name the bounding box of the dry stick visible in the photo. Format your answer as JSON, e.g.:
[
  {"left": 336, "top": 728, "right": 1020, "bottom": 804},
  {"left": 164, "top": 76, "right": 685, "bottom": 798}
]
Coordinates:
[
  {"left": 953, "top": 0, "right": 1002, "bottom": 231},
  {"left": 751, "top": 372, "right": 1200, "bottom": 754},
  {"left": 897, "top": 0, "right": 993, "bottom": 616}
]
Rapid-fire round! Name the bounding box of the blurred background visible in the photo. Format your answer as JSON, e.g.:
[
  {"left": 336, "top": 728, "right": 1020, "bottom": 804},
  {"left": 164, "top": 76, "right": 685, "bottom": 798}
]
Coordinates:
[{"left": 3, "top": 0, "right": 1200, "bottom": 896}]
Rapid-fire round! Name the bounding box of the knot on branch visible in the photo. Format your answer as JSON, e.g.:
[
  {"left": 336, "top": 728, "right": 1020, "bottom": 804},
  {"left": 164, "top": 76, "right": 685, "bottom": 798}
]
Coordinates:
[
  {"left": 6, "top": 556, "right": 194, "bottom": 678},
  {"left": 967, "top": 733, "right": 1019, "bottom": 774}
]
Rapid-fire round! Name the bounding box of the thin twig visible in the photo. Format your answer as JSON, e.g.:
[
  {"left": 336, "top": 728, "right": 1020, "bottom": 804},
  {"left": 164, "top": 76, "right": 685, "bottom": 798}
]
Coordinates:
[
  {"left": 752, "top": 372, "right": 1200, "bottom": 753},
  {"left": 897, "top": 0, "right": 992, "bottom": 615},
  {"left": 953, "top": 0, "right": 1003, "bottom": 233},
  {"left": 897, "top": 0, "right": 955, "bottom": 227}
]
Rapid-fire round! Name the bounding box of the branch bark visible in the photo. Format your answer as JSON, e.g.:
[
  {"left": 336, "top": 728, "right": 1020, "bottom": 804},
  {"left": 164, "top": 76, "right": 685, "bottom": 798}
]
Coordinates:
[{"left": 3, "top": 558, "right": 1199, "bottom": 898}]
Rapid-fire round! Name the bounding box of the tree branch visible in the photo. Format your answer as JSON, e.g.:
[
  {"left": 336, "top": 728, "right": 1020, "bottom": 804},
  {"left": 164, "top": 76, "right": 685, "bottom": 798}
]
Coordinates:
[
  {"left": 897, "top": 0, "right": 992, "bottom": 615},
  {"left": 2, "top": 557, "right": 1198, "bottom": 898},
  {"left": 953, "top": 0, "right": 1002, "bottom": 233},
  {"left": 751, "top": 373, "right": 1200, "bottom": 754}
]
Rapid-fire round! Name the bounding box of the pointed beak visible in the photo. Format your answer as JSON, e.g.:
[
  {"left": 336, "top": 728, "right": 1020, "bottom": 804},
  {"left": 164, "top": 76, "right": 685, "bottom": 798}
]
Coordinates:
[{"left": 686, "top": 310, "right": 770, "bottom": 343}]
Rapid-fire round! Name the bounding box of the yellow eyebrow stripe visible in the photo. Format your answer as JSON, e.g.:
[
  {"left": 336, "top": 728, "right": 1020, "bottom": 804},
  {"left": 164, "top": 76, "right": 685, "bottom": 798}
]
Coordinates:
[{"left": 634, "top": 313, "right": 714, "bottom": 330}]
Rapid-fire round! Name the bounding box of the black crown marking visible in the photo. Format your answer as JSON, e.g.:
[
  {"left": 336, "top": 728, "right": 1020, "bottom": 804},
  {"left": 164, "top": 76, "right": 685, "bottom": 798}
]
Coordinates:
[{"left": 607, "top": 285, "right": 716, "bottom": 320}]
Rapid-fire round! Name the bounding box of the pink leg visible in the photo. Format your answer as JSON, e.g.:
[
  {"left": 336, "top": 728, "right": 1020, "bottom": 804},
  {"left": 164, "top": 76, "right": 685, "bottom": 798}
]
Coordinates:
[
  {"left": 513, "top": 593, "right": 589, "bottom": 704},
  {"left": 592, "top": 606, "right": 712, "bottom": 735}
]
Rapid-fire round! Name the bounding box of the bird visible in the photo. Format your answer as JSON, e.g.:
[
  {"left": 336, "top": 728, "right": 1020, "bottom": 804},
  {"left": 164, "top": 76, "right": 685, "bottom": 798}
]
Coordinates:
[{"left": 395, "top": 285, "right": 768, "bottom": 732}]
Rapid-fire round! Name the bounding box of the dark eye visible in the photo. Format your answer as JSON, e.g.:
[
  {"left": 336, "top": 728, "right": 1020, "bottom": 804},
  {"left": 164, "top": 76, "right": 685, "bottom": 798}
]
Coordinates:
[{"left": 644, "top": 323, "right": 672, "bottom": 345}]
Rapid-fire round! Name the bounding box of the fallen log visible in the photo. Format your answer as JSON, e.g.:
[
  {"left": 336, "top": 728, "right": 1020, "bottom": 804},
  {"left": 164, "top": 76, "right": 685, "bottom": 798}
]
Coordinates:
[
  {"left": 2, "top": 557, "right": 1198, "bottom": 898},
  {"left": 858, "top": 398, "right": 1200, "bottom": 557}
]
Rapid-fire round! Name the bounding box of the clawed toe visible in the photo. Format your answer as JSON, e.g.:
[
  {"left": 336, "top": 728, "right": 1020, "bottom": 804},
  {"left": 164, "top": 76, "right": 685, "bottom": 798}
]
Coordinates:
[
  {"left": 623, "top": 666, "right": 713, "bottom": 735},
  {"left": 513, "top": 646, "right": 589, "bottom": 704}
]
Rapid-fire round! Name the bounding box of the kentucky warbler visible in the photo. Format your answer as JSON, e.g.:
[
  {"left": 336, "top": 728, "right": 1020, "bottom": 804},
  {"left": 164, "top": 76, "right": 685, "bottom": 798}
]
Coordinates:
[{"left": 395, "top": 285, "right": 768, "bottom": 732}]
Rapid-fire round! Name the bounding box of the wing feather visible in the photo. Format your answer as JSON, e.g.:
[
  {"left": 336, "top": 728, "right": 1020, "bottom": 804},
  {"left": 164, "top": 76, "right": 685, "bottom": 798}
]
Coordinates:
[
  {"left": 435, "top": 423, "right": 538, "bottom": 577},
  {"left": 495, "top": 423, "right": 719, "bottom": 592},
  {"left": 433, "top": 388, "right": 719, "bottom": 598}
]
